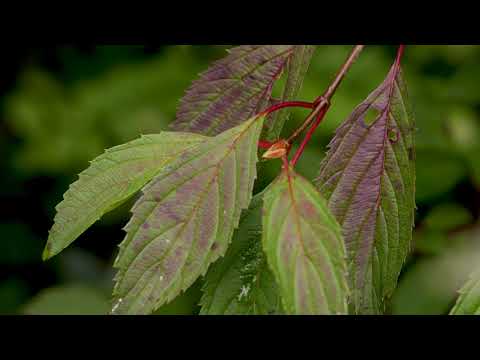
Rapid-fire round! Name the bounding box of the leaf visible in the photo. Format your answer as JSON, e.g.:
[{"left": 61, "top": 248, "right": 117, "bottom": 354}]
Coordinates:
[
  {"left": 5, "top": 47, "right": 213, "bottom": 173},
  {"left": 112, "top": 115, "right": 265, "bottom": 314},
  {"left": 265, "top": 45, "right": 317, "bottom": 141},
  {"left": 424, "top": 203, "right": 473, "bottom": 232},
  {"left": 153, "top": 279, "right": 203, "bottom": 315},
  {"left": 392, "top": 229, "right": 480, "bottom": 315},
  {"left": 200, "top": 193, "right": 283, "bottom": 315},
  {"left": 315, "top": 62, "right": 416, "bottom": 314},
  {"left": 22, "top": 285, "right": 110, "bottom": 315},
  {"left": 262, "top": 166, "right": 348, "bottom": 315},
  {"left": 450, "top": 268, "right": 480, "bottom": 315},
  {"left": 170, "top": 45, "right": 293, "bottom": 136},
  {"left": 416, "top": 148, "right": 467, "bottom": 203},
  {"left": 44, "top": 132, "right": 206, "bottom": 260},
  {"left": 413, "top": 230, "right": 450, "bottom": 256}
]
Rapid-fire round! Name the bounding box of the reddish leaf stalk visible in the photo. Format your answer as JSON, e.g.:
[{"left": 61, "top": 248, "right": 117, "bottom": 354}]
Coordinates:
[
  {"left": 260, "top": 101, "right": 315, "bottom": 117},
  {"left": 258, "top": 140, "right": 274, "bottom": 149},
  {"left": 395, "top": 45, "right": 406, "bottom": 69},
  {"left": 281, "top": 153, "right": 290, "bottom": 171},
  {"left": 259, "top": 45, "right": 370, "bottom": 166},
  {"left": 290, "top": 106, "right": 328, "bottom": 166},
  {"left": 258, "top": 100, "right": 315, "bottom": 149},
  {"left": 287, "top": 45, "right": 365, "bottom": 146}
]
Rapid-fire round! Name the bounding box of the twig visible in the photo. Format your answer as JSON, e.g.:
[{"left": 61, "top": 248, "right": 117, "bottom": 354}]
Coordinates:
[
  {"left": 287, "top": 45, "right": 365, "bottom": 145},
  {"left": 290, "top": 107, "right": 328, "bottom": 166}
]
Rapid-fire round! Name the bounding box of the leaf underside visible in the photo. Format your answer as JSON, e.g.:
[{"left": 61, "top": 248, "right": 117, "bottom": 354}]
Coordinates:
[
  {"left": 200, "top": 193, "right": 283, "bottom": 315},
  {"left": 265, "top": 45, "right": 317, "bottom": 141},
  {"left": 170, "top": 45, "right": 294, "bottom": 136},
  {"left": 315, "top": 65, "right": 416, "bottom": 314},
  {"left": 44, "top": 132, "right": 206, "bottom": 260},
  {"left": 263, "top": 167, "right": 348, "bottom": 315},
  {"left": 112, "top": 115, "right": 265, "bottom": 314},
  {"left": 450, "top": 269, "right": 480, "bottom": 315}
]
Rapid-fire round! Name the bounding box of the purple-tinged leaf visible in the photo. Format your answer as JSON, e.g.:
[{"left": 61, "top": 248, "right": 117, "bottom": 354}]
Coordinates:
[
  {"left": 43, "top": 132, "right": 206, "bottom": 260},
  {"left": 315, "top": 63, "right": 415, "bottom": 314},
  {"left": 263, "top": 166, "right": 348, "bottom": 315},
  {"left": 112, "top": 115, "right": 265, "bottom": 314},
  {"left": 170, "top": 45, "right": 293, "bottom": 136},
  {"left": 265, "top": 45, "right": 317, "bottom": 140}
]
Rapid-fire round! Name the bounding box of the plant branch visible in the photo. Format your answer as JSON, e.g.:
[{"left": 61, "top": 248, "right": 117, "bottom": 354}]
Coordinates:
[
  {"left": 290, "top": 107, "right": 328, "bottom": 166},
  {"left": 394, "top": 45, "right": 406, "bottom": 70},
  {"left": 286, "top": 45, "right": 365, "bottom": 145},
  {"left": 260, "top": 101, "right": 315, "bottom": 117}
]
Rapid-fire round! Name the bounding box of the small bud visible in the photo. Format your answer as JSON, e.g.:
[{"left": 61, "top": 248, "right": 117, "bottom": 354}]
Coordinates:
[{"left": 262, "top": 139, "right": 290, "bottom": 159}]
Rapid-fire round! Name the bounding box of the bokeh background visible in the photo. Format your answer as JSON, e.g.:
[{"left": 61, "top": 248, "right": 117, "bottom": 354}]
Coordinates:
[{"left": 1, "top": 45, "right": 479, "bottom": 315}]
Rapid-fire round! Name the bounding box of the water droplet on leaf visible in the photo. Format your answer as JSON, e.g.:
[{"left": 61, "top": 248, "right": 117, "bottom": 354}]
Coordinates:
[{"left": 111, "top": 298, "right": 123, "bottom": 314}]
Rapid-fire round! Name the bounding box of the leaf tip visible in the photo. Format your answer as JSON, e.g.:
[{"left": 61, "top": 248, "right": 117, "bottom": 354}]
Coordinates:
[{"left": 41, "top": 245, "right": 51, "bottom": 261}]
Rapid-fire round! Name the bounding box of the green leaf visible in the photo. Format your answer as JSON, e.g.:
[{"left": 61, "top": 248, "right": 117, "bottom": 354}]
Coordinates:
[
  {"left": 44, "top": 132, "right": 206, "bottom": 260},
  {"left": 392, "top": 226, "right": 480, "bottom": 315},
  {"left": 424, "top": 203, "right": 473, "bottom": 232},
  {"left": 5, "top": 47, "right": 213, "bottom": 173},
  {"left": 262, "top": 166, "right": 348, "bottom": 315},
  {"left": 266, "top": 45, "right": 316, "bottom": 140},
  {"left": 200, "top": 193, "right": 283, "bottom": 315},
  {"left": 112, "top": 115, "right": 265, "bottom": 314},
  {"left": 22, "top": 285, "right": 110, "bottom": 315},
  {"left": 315, "top": 64, "right": 416, "bottom": 314},
  {"left": 416, "top": 148, "right": 467, "bottom": 203},
  {"left": 153, "top": 279, "right": 203, "bottom": 315},
  {"left": 450, "top": 268, "right": 480, "bottom": 315},
  {"left": 413, "top": 230, "right": 450, "bottom": 256}
]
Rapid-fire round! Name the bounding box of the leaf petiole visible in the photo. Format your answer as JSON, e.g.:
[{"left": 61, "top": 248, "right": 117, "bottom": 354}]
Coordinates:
[{"left": 290, "top": 106, "right": 329, "bottom": 166}]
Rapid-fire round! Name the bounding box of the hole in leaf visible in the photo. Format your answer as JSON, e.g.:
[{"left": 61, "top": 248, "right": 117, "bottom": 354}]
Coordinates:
[
  {"left": 363, "top": 107, "right": 380, "bottom": 127},
  {"left": 388, "top": 128, "right": 399, "bottom": 143}
]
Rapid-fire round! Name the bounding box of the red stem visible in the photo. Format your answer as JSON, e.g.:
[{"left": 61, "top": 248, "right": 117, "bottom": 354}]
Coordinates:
[
  {"left": 258, "top": 100, "right": 315, "bottom": 150},
  {"left": 386, "top": 45, "right": 406, "bottom": 106},
  {"left": 281, "top": 154, "right": 290, "bottom": 170},
  {"left": 260, "top": 101, "right": 315, "bottom": 117},
  {"left": 258, "top": 140, "right": 274, "bottom": 149},
  {"left": 395, "top": 45, "right": 405, "bottom": 68},
  {"left": 286, "top": 45, "right": 365, "bottom": 145},
  {"left": 290, "top": 106, "right": 328, "bottom": 166}
]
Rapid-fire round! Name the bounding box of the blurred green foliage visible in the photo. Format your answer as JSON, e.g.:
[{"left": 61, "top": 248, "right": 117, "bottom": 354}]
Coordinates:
[
  {"left": 21, "top": 285, "right": 111, "bottom": 315},
  {"left": 1, "top": 45, "right": 480, "bottom": 315}
]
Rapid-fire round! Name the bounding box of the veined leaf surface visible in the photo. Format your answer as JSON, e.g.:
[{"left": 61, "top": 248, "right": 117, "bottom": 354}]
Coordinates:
[
  {"left": 450, "top": 269, "right": 480, "bottom": 315},
  {"left": 171, "top": 45, "right": 293, "bottom": 136},
  {"left": 266, "top": 45, "right": 316, "bottom": 140},
  {"left": 112, "top": 115, "right": 265, "bottom": 314},
  {"left": 44, "top": 132, "right": 206, "bottom": 260},
  {"left": 200, "top": 193, "right": 283, "bottom": 315},
  {"left": 315, "top": 62, "right": 416, "bottom": 314},
  {"left": 263, "top": 166, "right": 348, "bottom": 315}
]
